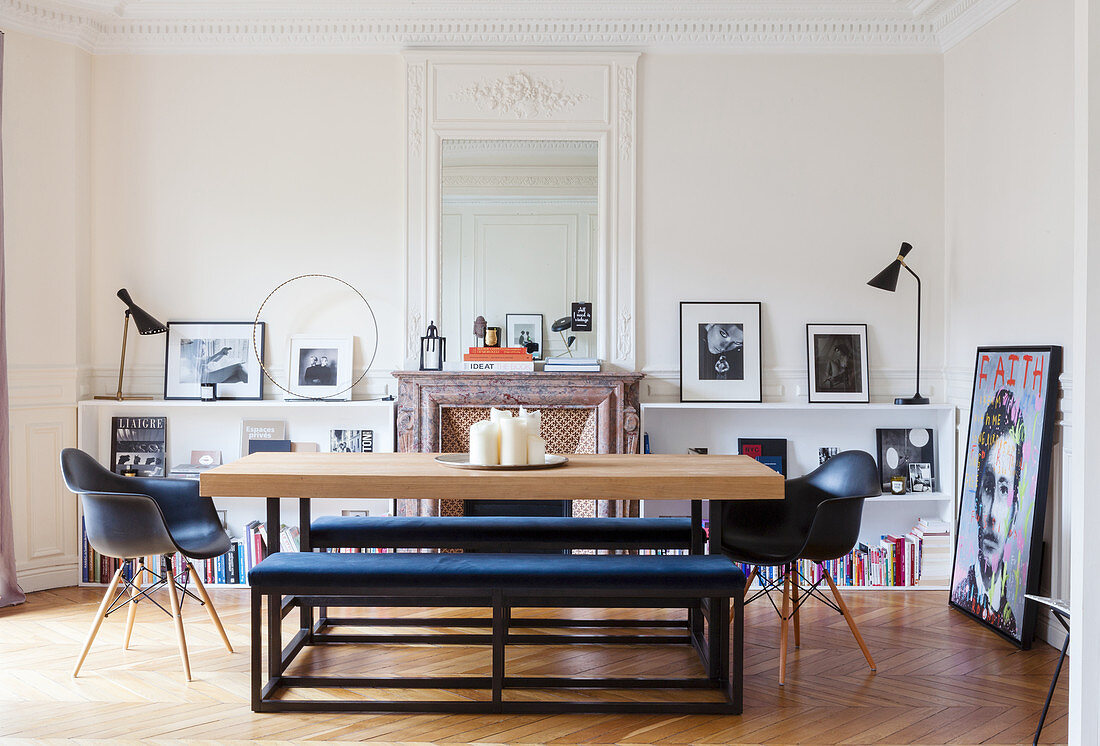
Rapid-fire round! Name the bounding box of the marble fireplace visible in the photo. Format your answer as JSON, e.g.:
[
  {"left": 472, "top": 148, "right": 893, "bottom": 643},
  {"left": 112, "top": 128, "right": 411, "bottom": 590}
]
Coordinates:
[{"left": 392, "top": 371, "right": 644, "bottom": 518}]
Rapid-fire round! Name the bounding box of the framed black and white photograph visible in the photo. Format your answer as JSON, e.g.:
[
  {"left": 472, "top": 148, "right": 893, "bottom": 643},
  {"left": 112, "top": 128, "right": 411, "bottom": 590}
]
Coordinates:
[
  {"left": 679, "top": 301, "right": 762, "bottom": 402},
  {"left": 288, "top": 336, "right": 354, "bottom": 400},
  {"left": 806, "top": 323, "right": 869, "bottom": 403},
  {"left": 164, "top": 321, "right": 264, "bottom": 400},
  {"left": 505, "top": 313, "right": 544, "bottom": 360},
  {"left": 876, "top": 428, "right": 936, "bottom": 492},
  {"left": 908, "top": 462, "right": 932, "bottom": 492}
]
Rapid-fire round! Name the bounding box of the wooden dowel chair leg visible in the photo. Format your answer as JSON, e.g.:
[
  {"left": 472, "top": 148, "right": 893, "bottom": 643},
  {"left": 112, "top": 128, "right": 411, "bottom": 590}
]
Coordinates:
[
  {"left": 164, "top": 557, "right": 191, "bottom": 682},
  {"left": 821, "top": 564, "right": 876, "bottom": 672},
  {"left": 187, "top": 561, "right": 233, "bottom": 653},
  {"left": 779, "top": 564, "right": 791, "bottom": 686},
  {"left": 792, "top": 564, "right": 801, "bottom": 649},
  {"left": 73, "top": 565, "right": 125, "bottom": 678},
  {"left": 123, "top": 563, "right": 143, "bottom": 650},
  {"left": 743, "top": 566, "right": 758, "bottom": 600}
]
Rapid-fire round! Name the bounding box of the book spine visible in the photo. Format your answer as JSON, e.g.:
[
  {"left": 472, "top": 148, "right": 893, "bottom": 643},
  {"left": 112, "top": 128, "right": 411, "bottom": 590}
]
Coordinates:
[
  {"left": 462, "top": 361, "right": 535, "bottom": 371},
  {"left": 463, "top": 353, "right": 533, "bottom": 360}
]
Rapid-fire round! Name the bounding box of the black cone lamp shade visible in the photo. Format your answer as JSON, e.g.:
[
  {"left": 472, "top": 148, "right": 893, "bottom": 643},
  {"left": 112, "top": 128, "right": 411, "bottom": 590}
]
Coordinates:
[
  {"left": 95, "top": 288, "right": 167, "bottom": 401},
  {"left": 867, "top": 242, "right": 929, "bottom": 405},
  {"left": 867, "top": 242, "right": 912, "bottom": 292},
  {"left": 117, "top": 288, "right": 167, "bottom": 335}
]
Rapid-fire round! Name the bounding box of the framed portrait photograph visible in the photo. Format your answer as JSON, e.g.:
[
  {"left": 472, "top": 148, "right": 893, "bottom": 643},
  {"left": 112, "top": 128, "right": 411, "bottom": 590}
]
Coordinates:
[
  {"left": 806, "top": 323, "right": 869, "bottom": 403},
  {"left": 288, "top": 335, "right": 354, "bottom": 400},
  {"left": 505, "top": 313, "right": 544, "bottom": 360},
  {"left": 679, "top": 301, "right": 762, "bottom": 402},
  {"left": 163, "top": 321, "right": 265, "bottom": 400},
  {"left": 949, "top": 346, "right": 1063, "bottom": 648}
]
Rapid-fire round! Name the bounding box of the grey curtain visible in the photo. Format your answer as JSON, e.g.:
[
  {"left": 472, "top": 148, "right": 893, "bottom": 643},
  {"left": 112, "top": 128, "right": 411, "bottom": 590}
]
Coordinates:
[{"left": 0, "top": 31, "right": 25, "bottom": 608}]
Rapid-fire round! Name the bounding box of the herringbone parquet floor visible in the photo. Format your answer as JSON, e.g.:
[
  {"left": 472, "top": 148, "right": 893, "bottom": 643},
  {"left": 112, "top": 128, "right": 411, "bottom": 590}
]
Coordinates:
[{"left": 0, "top": 585, "right": 1068, "bottom": 745}]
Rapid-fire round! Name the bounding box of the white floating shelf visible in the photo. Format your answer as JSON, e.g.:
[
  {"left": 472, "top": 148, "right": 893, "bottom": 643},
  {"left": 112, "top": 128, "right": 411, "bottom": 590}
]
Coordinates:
[
  {"left": 641, "top": 401, "right": 955, "bottom": 412},
  {"left": 79, "top": 398, "right": 395, "bottom": 408},
  {"left": 870, "top": 492, "right": 953, "bottom": 503}
]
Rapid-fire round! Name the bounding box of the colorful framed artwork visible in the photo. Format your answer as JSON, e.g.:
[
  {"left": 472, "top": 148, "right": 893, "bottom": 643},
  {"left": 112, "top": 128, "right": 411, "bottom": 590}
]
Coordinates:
[
  {"left": 163, "top": 321, "right": 265, "bottom": 400},
  {"left": 679, "top": 301, "right": 762, "bottom": 402},
  {"left": 806, "top": 323, "right": 869, "bottom": 403},
  {"left": 949, "top": 346, "right": 1063, "bottom": 647}
]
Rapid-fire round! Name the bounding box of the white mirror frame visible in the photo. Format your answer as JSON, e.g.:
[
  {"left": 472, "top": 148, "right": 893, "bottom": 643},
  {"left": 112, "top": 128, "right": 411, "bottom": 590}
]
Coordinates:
[{"left": 403, "top": 51, "right": 638, "bottom": 370}]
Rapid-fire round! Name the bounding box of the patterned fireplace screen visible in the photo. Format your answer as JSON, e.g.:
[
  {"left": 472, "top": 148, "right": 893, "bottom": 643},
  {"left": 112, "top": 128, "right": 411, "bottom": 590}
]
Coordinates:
[{"left": 399, "top": 406, "right": 605, "bottom": 518}]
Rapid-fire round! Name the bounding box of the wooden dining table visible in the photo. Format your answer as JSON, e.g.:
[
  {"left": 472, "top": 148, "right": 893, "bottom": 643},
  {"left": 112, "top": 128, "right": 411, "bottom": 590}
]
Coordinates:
[
  {"left": 200, "top": 451, "right": 783, "bottom": 708},
  {"left": 201, "top": 451, "right": 783, "bottom": 557}
]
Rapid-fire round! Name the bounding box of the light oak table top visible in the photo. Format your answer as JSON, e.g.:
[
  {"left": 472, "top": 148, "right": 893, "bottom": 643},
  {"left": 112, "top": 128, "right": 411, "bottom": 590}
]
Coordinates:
[{"left": 199, "top": 452, "right": 784, "bottom": 501}]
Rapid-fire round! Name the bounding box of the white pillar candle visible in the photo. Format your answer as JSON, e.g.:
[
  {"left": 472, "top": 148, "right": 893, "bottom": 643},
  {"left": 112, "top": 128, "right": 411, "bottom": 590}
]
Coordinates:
[
  {"left": 499, "top": 417, "right": 528, "bottom": 466},
  {"left": 518, "top": 407, "right": 542, "bottom": 437},
  {"left": 527, "top": 434, "right": 546, "bottom": 465},
  {"left": 490, "top": 407, "right": 513, "bottom": 423},
  {"left": 469, "top": 420, "right": 500, "bottom": 465}
]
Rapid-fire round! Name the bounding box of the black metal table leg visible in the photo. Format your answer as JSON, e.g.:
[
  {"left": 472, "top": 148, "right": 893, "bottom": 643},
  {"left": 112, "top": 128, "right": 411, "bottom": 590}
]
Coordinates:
[
  {"left": 690, "top": 499, "right": 705, "bottom": 644},
  {"left": 299, "top": 498, "right": 313, "bottom": 642},
  {"left": 265, "top": 498, "right": 279, "bottom": 559},
  {"left": 1034, "top": 609, "right": 1070, "bottom": 746}
]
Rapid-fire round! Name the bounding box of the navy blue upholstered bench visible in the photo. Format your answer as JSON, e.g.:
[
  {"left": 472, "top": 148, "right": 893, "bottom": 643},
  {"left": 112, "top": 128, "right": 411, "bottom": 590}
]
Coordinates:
[
  {"left": 308, "top": 515, "right": 702, "bottom": 644},
  {"left": 310, "top": 515, "right": 696, "bottom": 552},
  {"left": 249, "top": 551, "right": 745, "bottom": 715}
]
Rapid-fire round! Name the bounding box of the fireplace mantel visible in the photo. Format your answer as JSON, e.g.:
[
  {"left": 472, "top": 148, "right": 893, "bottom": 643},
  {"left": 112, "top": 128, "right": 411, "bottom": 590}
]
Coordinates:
[
  {"left": 392, "top": 370, "right": 645, "bottom": 518},
  {"left": 393, "top": 370, "right": 644, "bottom": 455}
]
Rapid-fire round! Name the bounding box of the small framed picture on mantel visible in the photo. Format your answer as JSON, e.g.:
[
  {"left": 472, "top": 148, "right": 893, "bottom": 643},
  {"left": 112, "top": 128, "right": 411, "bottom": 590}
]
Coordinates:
[
  {"left": 679, "top": 301, "right": 762, "bottom": 403},
  {"left": 806, "top": 323, "right": 870, "bottom": 404}
]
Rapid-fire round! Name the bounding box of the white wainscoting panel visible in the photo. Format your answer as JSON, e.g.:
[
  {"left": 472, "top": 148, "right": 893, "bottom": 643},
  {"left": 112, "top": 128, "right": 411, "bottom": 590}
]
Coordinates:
[{"left": 6, "top": 369, "right": 79, "bottom": 591}]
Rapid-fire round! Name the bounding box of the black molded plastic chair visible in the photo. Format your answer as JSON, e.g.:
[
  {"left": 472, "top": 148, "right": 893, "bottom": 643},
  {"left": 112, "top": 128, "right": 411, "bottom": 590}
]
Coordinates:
[
  {"left": 60, "top": 448, "right": 234, "bottom": 681},
  {"left": 716, "top": 450, "right": 880, "bottom": 684}
]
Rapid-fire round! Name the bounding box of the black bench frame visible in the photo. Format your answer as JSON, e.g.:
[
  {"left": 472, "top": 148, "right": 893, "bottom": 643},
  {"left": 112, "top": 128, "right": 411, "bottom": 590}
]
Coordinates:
[
  {"left": 252, "top": 578, "right": 743, "bottom": 714},
  {"left": 254, "top": 497, "right": 741, "bottom": 714}
]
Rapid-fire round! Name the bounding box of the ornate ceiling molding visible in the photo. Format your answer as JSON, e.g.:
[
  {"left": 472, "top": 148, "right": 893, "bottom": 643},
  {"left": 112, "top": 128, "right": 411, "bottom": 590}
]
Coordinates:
[{"left": 0, "top": 0, "right": 1019, "bottom": 54}]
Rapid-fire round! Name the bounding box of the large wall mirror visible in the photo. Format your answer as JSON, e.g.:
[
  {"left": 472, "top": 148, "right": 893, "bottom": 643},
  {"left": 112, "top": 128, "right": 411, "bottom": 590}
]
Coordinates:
[
  {"left": 404, "top": 51, "right": 638, "bottom": 370},
  {"left": 440, "top": 139, "right": 598, "bottom": 358}
]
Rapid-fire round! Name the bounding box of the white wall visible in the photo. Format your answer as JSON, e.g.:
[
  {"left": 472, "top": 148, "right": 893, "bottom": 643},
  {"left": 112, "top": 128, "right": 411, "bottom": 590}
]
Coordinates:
[
  {"left": 2, "top": 31, "right": 90, "bottom": 589},
  {"left": 638, "top": 54, "right": 946, "bottom": 402},
  {"left": 89, "top": 54, "right": 406, "bottom": 398},
  {"left": 944, "top": 0, "right": 1075, "bottom": 647}
]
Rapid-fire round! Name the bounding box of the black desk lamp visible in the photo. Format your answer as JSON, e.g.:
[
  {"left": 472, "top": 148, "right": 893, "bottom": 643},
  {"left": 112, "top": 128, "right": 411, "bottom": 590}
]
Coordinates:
[
  {"left": 868, "top": 242, "right": 929, "bottom": 405},
  {"left": 551, "top": 316, "right": 577, "bottom": 358},
  {"left": 95, "top": 288, "right": 168, "bottom": 401}
]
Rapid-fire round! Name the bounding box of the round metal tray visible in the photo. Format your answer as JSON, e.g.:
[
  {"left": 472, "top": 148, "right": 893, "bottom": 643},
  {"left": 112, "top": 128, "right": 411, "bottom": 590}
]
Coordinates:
[{"left": 433, "top": 454, "right": 570, "bottom": 470}]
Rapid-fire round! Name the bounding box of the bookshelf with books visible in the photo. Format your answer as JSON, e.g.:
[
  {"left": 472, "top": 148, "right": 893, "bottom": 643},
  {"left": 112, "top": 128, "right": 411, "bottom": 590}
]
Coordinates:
[
  {"left": 76, "top": 399, "right": 396, "bottom": 587},
  {"left": 640, "top": 402, "right": 957, "bottom": 590}
]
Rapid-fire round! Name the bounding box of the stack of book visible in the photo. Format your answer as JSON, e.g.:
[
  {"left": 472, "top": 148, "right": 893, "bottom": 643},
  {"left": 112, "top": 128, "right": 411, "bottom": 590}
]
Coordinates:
[
  {"left": 462, "top": 346, "right": 534, "bottom": 371},
  {"left": 544, "top": 356, "right": 600, "bottom": 372},
  {"left": 912, "top": 517, "right": 953, "bottom": 587}
]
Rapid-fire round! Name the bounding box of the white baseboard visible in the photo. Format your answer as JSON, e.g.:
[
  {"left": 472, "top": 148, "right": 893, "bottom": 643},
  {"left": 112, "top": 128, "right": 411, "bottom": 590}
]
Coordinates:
[{"left": 15, "top": 561, "right": 80, "bottom": 593}]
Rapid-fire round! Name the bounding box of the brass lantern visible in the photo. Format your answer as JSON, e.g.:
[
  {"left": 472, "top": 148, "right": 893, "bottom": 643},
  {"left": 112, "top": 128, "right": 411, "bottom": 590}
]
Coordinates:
[{"left": 419, "top": 321, "right": 446, "bottom": 371}]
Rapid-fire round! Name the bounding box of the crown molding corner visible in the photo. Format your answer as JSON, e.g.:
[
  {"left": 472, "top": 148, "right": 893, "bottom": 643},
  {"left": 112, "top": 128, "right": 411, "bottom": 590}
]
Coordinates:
[{"left": 936, "top": 0, "right": 1020, "bottom": 51}]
